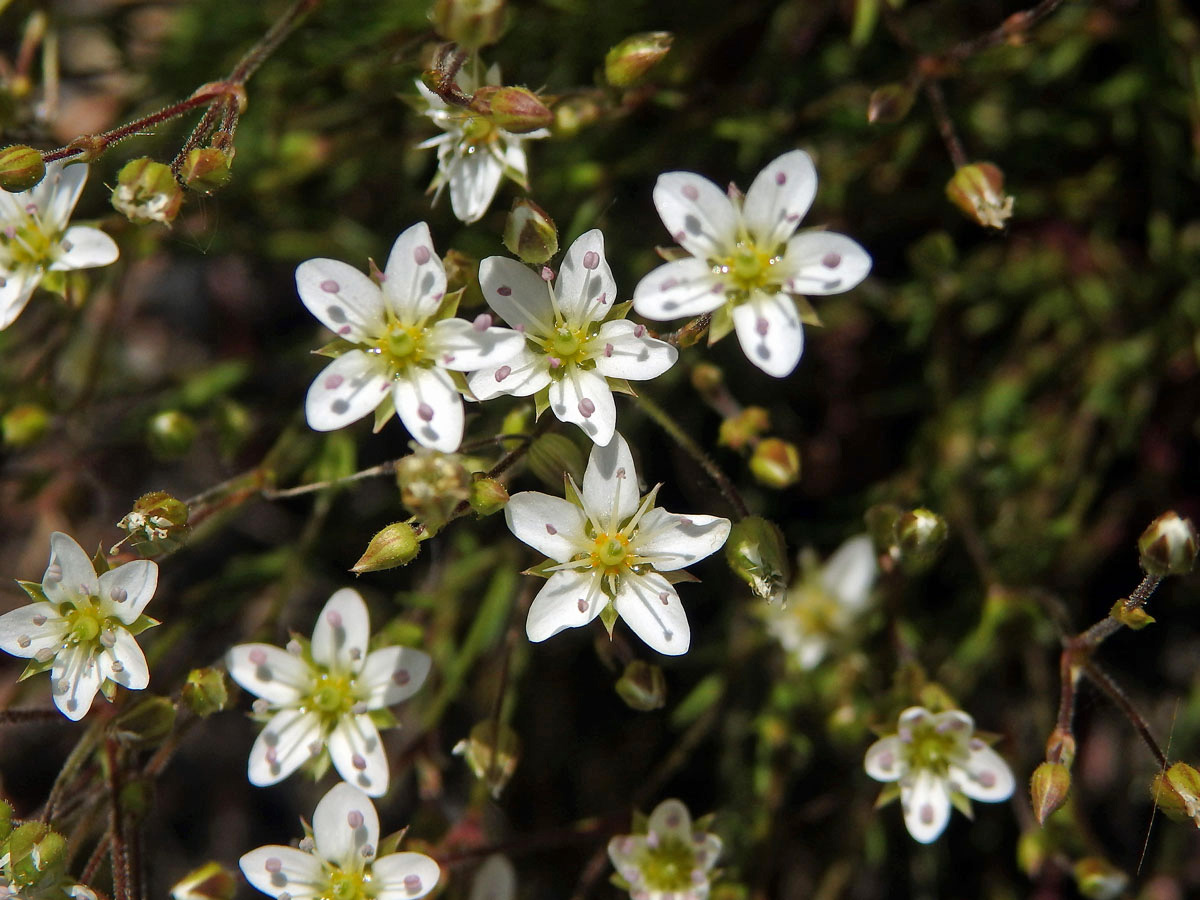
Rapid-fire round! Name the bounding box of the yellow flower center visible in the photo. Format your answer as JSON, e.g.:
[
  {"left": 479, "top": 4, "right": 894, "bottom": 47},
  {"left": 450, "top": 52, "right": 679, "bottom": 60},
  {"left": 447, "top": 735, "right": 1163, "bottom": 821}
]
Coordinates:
[
  {"left": 905, "top": 720, "right": 962, "bottom": 776},
  {"left": 637, "top": 836, "right": 697, "bottom": 892},
  {"left": 373, "top": 323, "right": 425, "bottom": 375},
  {"left": 324, "top": 867, "right": 372, "bottom": 900},
  {"left": 461, "top": 113, "right": 498, "bottom": 148},
  {"left": 308, "top": 671, "right": 357, "bottom": 719},
  {"left": 591, "top": 533, "right": 629, "bottom": 572},
  {"left": 712, "top": 241, "right": 782, "bottom": 297},
  {"left": 2, "top": 217, "right": 57, "bottom": 269},
  {"left": 550, "top": 326, "right": 583, "bottom": 362},
  {"left": 59, "top": 598, "right": 118, "bottom": 646}
]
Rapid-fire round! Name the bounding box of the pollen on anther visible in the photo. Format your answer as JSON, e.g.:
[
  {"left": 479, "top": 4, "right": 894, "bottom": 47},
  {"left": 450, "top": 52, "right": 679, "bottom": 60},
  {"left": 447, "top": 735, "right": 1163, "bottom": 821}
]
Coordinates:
[
  {"left": 62, "top": 240, "right": 74, "bottom": 252},
  {"left": 577, "top": 598, "right": 588, "bottom": 613},
  {"left": 325, "top": 374, "right": 344, "bottom": 390},
  {"left": 545, "top": 523, "right": 557, "bottom": 535},
  {"left": 327, "top": 610, "right": 344, "bottom": 628},
  {"left": 100, "top": 631, "right": 116, "bottom": 648},
  {"left": 347, "top": 810, "right": 364, "bottom": 829},
  {"left": 616, "top": 467, "right": 626, "bottom": 478},
  {"left": 583, "top": 250, "right": 600, "bottom": 270},
  {"left": 349, "top": 647, "right": 362, "bottom": 661},
  {"left": 17, "top": 635, "right": 31, "bottom": 649},
  {"left": 634, "top": 324, "right": 646, "bottom": 338},
  {"left": 249, "top": 648, "right": 268, "bottom": 665},
  {"left": 548, "top": 356, "right": 561, "bottom": 368},
  {"left": 308, "top": 740, "right": 322, "bottom": 756},
  {"left": 978, "top": 771, "right": 997, "bottom": 788},
  {"left": 393, "top": 669, "right": 410, "bottom": 685},
  {"left": 540, "top": 266, "right": 554, "bottom": 282},
  {"left": 361, "top": 844, "right": 375, "bottom": 858},
  {"left": 604, "top": 343, "right": 614, "bottom": 357},
  {"left": 822, "top": 252, "right": 842, "bottom": 268},
  {"left": 919, "top": 804, "right": 934, "bottom": 825},
  {"left": 320, "top": 280, "right": 340, "bottom": 293},
  {"left": 756, "top": 317, "right": 769, "bottom": 335},
  {"left": 264, "top": 858, "right": 283, "bottom": 874},
  {"left": 254, "top": 699, "right": 271, "bottom": 715},
  {"left": 339, "top": 325, "right": 352, "bottom": 335},
  {"left": 682, "top": 184, "right": 700, "bottom": 201},
  {"left": 877, "top": 751, "right": 895, "bottom": 771},
  {"left": 578, "top": 398, "right": 595, "bottom": 418},
  {"left": 413, "top": 246, "right": 431, "bottom": 265},
  {"left": 32, "top": 614, "right": 46, "bottom": 626},
  {"left": 473, "top": 313, "right": 492, "bottom": 331},
  {"left": 403, "top": 875, "right": 423, "bottom": 892},
  {"left": 352, "top": 753, "right": 368, "bottom": 771},
  {"left": 442, "top": 353, "right": 455, "bottom": 364},
  {"left": 497, "top": 285, "right": 512, "bottom": 296},
  {"left": 418, "top": 403, "right": 435, "bottom": 421},
  {"left": 659, "top": 591, "right": 670, "bottom": 605}
]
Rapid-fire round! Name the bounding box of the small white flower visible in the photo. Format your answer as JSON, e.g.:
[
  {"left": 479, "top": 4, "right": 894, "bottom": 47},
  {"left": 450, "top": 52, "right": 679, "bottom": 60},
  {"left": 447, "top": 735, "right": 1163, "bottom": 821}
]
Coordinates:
[
  {"left": 239, "top": 782, "right": 440, "bottom": 900},
  {"left": 0, "top": 532, "right": 158, "bottom": 721},
  {"left": 864, "top": 706, "right": 1015, "bottom": 844},
  {"left": 0, "top": 160, "right": 120, "bottom": 330},
  {"left": 763, "top": 533, "right": 877, "bottom": 669},
  {"left": 607, "top": 799, "right": 722, "bottom": 900},
  {"left": 505, "top": 433, "right": 730, "bottom": 655},
  {"left": 296, "top": 221, "right": 525, "bottom": 452},
  {"left": 226, "top": 588, "right": 431, "bottom": 796},
  {"left": 416, "top": 65, "right": 548, "bottom": 224},
  {"left": 469, "top": 230, "right": 678, "bottom": 446},
  {"left": 633, "top": 149, "right": 872, "bottom": 377},
  {"left": 468, "top": 854, "right": 516, "bottom": 900}
]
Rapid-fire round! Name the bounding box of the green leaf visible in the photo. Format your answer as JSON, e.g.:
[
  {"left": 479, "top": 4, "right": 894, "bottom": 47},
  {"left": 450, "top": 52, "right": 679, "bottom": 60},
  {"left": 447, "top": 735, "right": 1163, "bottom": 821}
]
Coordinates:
[
  {"left": 607, "top": 299, "right": 634, "bottom": 321},
  {"left": 708, "top": 304, "right": 734, "bottom": 344},
  {"left": 670, "top": 673, "right": 724, "bottom": 728},
  {"left": 16, "top": 580, "right": 48, "bottom": 604},
  {"left": 874, "top": 783, "right": 901, "bottom": 808},
  {"left": 368, "top": 707, "right": 398, "bottom": 731},
  {"left": 792, "top": 294, "right": 822, "bottom": 327}
]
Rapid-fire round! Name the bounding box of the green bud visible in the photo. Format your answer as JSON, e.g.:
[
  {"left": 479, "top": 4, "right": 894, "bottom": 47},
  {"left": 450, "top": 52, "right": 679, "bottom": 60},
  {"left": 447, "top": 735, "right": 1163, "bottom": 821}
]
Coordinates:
[
  {"left": 431, "top": 0, "right": 507, "bottom": 50},
  {"left": 604, "top": 31, "right": 673, "bottom": 88},
  {"left": 112, "top": 157, "right": 183, "bottom": 225},
  {"left": 453, "top": 719, "right": 521, "bottom": 798},
  {"left": 473, "top": 86, "right": 553, "bottom": 134},
  {"left": 615, "top": 660, "right": 667, "bottom": 711},
  {"left": 1017, "top": 827, "right": 1051, "bottom": 877},
  {"left": 1030, "top": 761, "right": 1071, "bottom": 825},
  {"left": 866, "top": 83, "right": 916, "bottom": 124},
  {"left": 0, "top": 797, "right": 11, "bottom": 839},
  {"left": 469, "top": 476, "right": 509, "bottom": 516},
  {"left": 112, "top": 696, "right": 177, "bottom": 746},
  {"left": 180, "top": 147, "right": 233, "bottom": 193},
  {"left": 749, "top": 437, "right": 801, "bottom": 489},
  {"left": 352, "top": 521, "right": 421, "bottom": 573},
  {"left": 1137, "top": 511, "right": 1198, "bottom": 576},
  {"left": 503, "top": 198, "right": 558, "bottom": 264},
  {"left": 118, "top": 777, "right": 154, "bottom": 822},
  {"left": 2, "top": 403, "right": 51, "bottom": 447},
  {"left": 146, "top": 410, "right": 198, "bottom": 459},
  {"left": 396, "top": 451, "right": 471, "bottom": 531},
  {"left": 0, "top": 145, "right": 46, "bottom": 192},
  {"left": 116, "top": 491, "right": 191, "bottom": 556},
  {"left": 690, "top": 362, "right": 723, "bottom": 394},
  {"left": 1072, "top": 857, "right": 1128, "bottom": 900},
  {"left": 725, "top": 515, "right": 789, "bottom": 603},
  {"left": 181, "top": 668, "right": 229, "bottom": 718},
  {"left": 893, "top": 507, "right": 948, "bottom": 574},
  {"left": 1151, "top": 761, "right": 1200, "bottom": 826},
  {"left": 946, "top": 162, "right": 1013, "bottom": 230},
  {"left": 553, "top": 95, "right": 603, "bottom": 137},
  {"left": 717, "top": 407, "right": 769, "bottom": 451},
  {"left": 170, "top": 862, "right": 237, "bottom": 900},
  {"left": 33, "top": 830, "right": 66, "bottom": 868},
  {"left": 527, "top": 432, "right": 586, "bottom": 489}
]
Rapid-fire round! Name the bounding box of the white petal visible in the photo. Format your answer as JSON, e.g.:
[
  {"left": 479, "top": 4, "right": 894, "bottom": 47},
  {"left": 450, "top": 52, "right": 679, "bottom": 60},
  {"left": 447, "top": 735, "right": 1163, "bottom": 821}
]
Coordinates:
[
  {"left": 897, "top": 706, "right": 933, "bottom": 736},
  {"left": 731, "top": 291, "right": 804, "bottom": 378},
  {"left": 693, "top": 833, "right": 723, "bottom": 872},
  {"left": 631, "top": 257, "right": 727, "bottom": 321},
  {"left": 427, "top": 318, "right": 525, "bottom": 371},
  {"left": 793, "top": 634, "right": 830, "bottom": 670},
  {"left": 51, "top": 643, "right": 102, "bottom": 721},
  {"left": 247, "top": 709, "right": 324, "bottom": 787},
  {"left": 583, "top": 432, "right": 640, "bottom": 525},
  {"left": 652, "top": 171, "right": 738, "bottom": 259},
  {"left": 820, "top": 534, "right": 877, "bottom": 612},
  {"left": 953, "top": 743, "right": 1015, "bottom": 803},
  {"left": 49, "top": 226, "right": 118, "bottom": 271},
  {"left": 632, "top": 508, "right": 730, "bottom": 571},
  {"left": 479, "top": 256, "right": 554, "bottom": 334},
  {"left": 448, "top": 148, "right": 504, "bottom": 224},
  {"left": 505, "top": 491, "right": 589, "bottom": 562},
  {"left": 526, "top": 570, "right": 603, "bottom": 642},
  {"left": 328, "top": 714, "right": 389, "bottom": 797},
  {"left": 741, "top": 149, "right": 817, "bottom": 250},
  {"left": 29, "top": 161, "right": 87, "bottom": 228},
  {"left": 239, "top": 846, "right": 324, "bottom": 900},
  {"left": 548, "top": 367, "right": 616, "bottom": 445},
  {"left": 647, "top": 798, "right": 694, "bottom": 842},
  {"left": 304, "top": 351, "right": 390, "bottom": 432},
  {"left": 97, "top": 559, "right": 158, "bottom": 623},
  {"left": 0, "top": 602, "right": 64, "bottom": 658},
  {"left": 312, "top": 781, "right": 380, "bottom": 867},
  {"left": 296, "top": 258, "right": 385, "bottom": 342},
  {"left": 613, "top": 571, "right": 690, "bottom": 656},
  {"left": 467, "top": 345, "right": 549, "bottom": 400},
  {"left": 555, "top": 230, "right": 617, "bottom": 327},
  {"left": 373, "top": 852, "right": 442, "bottom": 900},
  {"left": 44, "top": 532, "right": 99, "bottom": 605},
  {"left": 467, "top": 854, "right": 515, "bottom": 900},
  {"left": 901, "top": 770, "right": 952, "bottom": 844},
  {"left": 589, "top": 319, "right": 678, "bottom": 382},
  {"left": 382, "top": 222, "right": 446, "bottom": 322},
  {"left": 781, "top": 231, "right": 872, "bottom": 296},
  {"left": 392, "top": 365, "right": 464, "bottom": 452},
  {"left": 863, "top": 735, "right": 905, "bottom": 783},
  {"left": 311, "top": 588, "right": 371, "bottom": 673},
  {"left": 226, "top": 643, "right": 313, "bottom": 705},
  {"left": 99, "top": 629, "right": 148, "bottom": 690},
  {"left": 0, "top": 265, "right": 40, "bottom": 330},
  {"left": 358, "top": 645, "right": 432, "bottom": 708}
]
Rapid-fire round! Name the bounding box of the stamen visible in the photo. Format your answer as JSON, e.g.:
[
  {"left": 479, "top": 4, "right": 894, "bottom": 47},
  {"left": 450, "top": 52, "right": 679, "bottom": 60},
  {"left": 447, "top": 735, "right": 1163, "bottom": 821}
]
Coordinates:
[
  {"left": 17, "top": 635, "right": 31, "bottom": 649},
  {"left": 32, "top": 614, "right": 45, "bottom": 626},
  {"left": 352, "top": 753, "right": 367, "bottom": 770},
  {"left": 110, "top": 587, "right": 127, "bottom": 603},
  {"left": 347, "top": 810, "right": 364, "bottom": 829},
  {"left": 473, "top": 313, "right": 492, "bottom": 331}
]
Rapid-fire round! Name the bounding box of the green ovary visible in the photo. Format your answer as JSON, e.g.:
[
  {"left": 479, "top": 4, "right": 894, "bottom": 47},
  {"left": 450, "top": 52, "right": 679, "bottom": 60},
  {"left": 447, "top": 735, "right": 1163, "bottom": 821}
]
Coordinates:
[
  {"left": 638, "top": 837, "right": 697, "bottom": 892},
  {"left": 375, "top": 324, "right": 425, "bottom": 374},
  {"left": 713, "top": 241, "right": 780, "bottom": 296},
  {"left": 2, "top": 220, "right": 56, "bottom": 269},
  {"left": 905, "top": 722, "right": 961, "bottom": 775},
  {"left": 309, "top": 671, "right": 356, "bottom": 719},
  {"left": 60, "top": 599, "right": 114, "bottom": 647},
  {"left": 324, "top": 867, "right": 371, "bottom": 900}
]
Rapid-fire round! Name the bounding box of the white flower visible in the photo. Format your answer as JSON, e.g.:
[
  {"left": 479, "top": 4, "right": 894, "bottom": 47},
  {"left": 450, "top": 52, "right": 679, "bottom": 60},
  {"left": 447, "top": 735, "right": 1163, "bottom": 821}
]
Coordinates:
[
  {"left": 469, "top": 230, "right": 678, "bottom": 446},
  {"left": 239, "top": 782, "right": 440, "bottom": 900},
  {"left": 505, "top": 433, "right": 730, "bottom": 655},
  {"left": 632, "top": 149, "right": 872, "bottom": 377},
  {"left": 763, "top": 533, "right": 877, "bottom": 669},
  {"left": 226, "top": 588, "right": 431, "bottom": 797},
  {"left": 296, "top": 221, "right": 524, "bottom": 452},
  {"left": 0, "top": 532, "right": 158, "bottom": 721},
  {"left": 607, "top": 799, "right": 722, "bottom": 900},
  {"left": 864, "top": 706, "right": 1015, "bottom": 844},
  {"left": 416, "top": 65, "right": 548, "bottom": 224},
  {"left": 468, "top": 854, "right": 516, "bottom": 900},
  {"left": 0, "top": 160, "right": 119, "bottom": 330}
]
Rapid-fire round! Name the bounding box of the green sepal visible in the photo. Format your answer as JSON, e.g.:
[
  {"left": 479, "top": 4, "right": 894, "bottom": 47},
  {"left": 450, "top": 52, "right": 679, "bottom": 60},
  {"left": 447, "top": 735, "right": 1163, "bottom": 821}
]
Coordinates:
[
  {"left": 368, "top": 707, "right": 398, "bottom": 731},
  {"left": 609, "top": 873, "right": 632, "bottom": 891},
  {"left": 874, "top": 783, "right": 901, "bottom": 809},
  {"left": 521, "top": 558, "right": 560, "bottom": 579},
  {"left": 92, "top": 544, "right": 110, "bottom": 574},
  {"left": 563, "top": 474, "right": 584, "bottom": 509},
  {"left": 18, "top": 656, "right": 54, "bottom": 682},
  {"left": 1110, "top": 599, "right": 1155, "bottom": 630},
  {"left": 376, "top": 827, "right": 407, "bottom": 858},
  {"left": 100, "top": 679, "right": 119, "bottom": 702},
  {"left": 434, "top": 286, "right": 464, "bottom": 321},
  {"left": 792, "top": 293, "right": 822, "bottom": 328},
  {"left": 694, "top": 812, "right": 716, "bottom": 833},
  {"left": 301, "top": 747, "right": 332, "bottom": 782},
  {"left": 660, "top": 569, "right": 700, "bottom": 585},
  {"left": 372, "top": 400, "right": 396, "bottom": 434},
  {"left": 654, "top": 245, "right": 691, "bottom": 262},
  {"left": 631, "top": 808, "right": 650, "bottom": 833},
  {"left": 949, "top": 790, "right": 974, "bottom": 820},
  {"left": 606, "top": 299, "right": 634, "bottom": 322},
  {"left": 533, "top": 386, "right": 551, "bottom": 419},
  {"left": 39, "top": 270, "right": 67, "bottom": 298},
  {"left": 16, "top": 580, "right": 48, "bottom": 603},
  {"left": 313, "top": 338, "right": 356, "bottom": 359},
  {"left": 599, "top": 602, "right": 619, "bottom": 637},
  {"left": 607, "top": 377, "right": 637, "bottom": 397},
  {"left": 125, "top": 614, "right": 160, "bottom": 636},
  {"left": 708, "top": 304, "right": 734, "bottom": 344},
  {"left": 448, "top": 370, "right": 471, "bottom": 396}
]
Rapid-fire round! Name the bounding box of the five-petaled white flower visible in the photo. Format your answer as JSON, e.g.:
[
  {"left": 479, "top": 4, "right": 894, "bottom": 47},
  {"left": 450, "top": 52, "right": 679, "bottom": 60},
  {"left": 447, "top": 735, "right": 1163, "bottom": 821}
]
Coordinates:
[
  {"left": 0, "top": 532, "right": 158, "bottom": 721},
  {"left": 763, "top": 533, "right": 877, "bottom": 670},
  {"left": 633, "top": 149, "right": 872, "bottom": 377},
  {"left": 1, "top": 160, "right": 119, "bottom": 330},
  {"left": 416, "top": 65, "right": 548, "bottom": 224},
  {"left": 607, "top": 799, "right": 722, "bottom": 900},
  {"left": 469, "top": 230, "right": 678, "bottom": 446},
  {"left": 864, "top": 706, "right": 1015, "bottom": 844},
  {"left": 297, "top": 222, "right": 525, "bottom": 452},
  {"left": 505, "top": 433, "right": 730, "bottom": 655},
  {"left": 239, "top": 782, "right": 440, "bottom": 900},
  {"left": 226, "top": 588, "right": 431, "bottom": 797}
]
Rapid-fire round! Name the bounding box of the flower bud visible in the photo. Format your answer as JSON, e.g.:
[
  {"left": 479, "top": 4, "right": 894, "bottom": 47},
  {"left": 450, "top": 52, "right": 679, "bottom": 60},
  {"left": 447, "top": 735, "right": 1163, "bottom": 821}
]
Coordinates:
[
  {"left": 604, "top": 31, "right": 673, "bottom": 88},
  {"left": 2, "top": 403, "right": 50, "bottom": 447},
  {"left": 1137, "top": 511, "right": 1198, "bottom": 576},
  {"left": 725, "top": 515, "right": 789, "bottom": 603},
  {"left": 864, "top": 503, "right": 901, "bottom": 556},
  {"left": 112, "top": 696, "right": 177, "bottom": 747},
  {"left": 469, "top": 476, "right": 509, "bottom": 516},
  {"left": 112, "top": 157, "right": 184, "bottom": 225},
  {"left": 527, "top": 432, "right": 586, "bottom": 489},
  {"left": 553, "top": 95, "right": 603, "bottom": 136},
  {"left": 116, "top": 491, "right": 191, "bottom": 556},
  {"left": 431, "top": 0, "right": 507, "bottom": 50},
  {"left": 179, "top": 147, "right": 233, "bottom": 193},
  {"left": 170, "top": 862, "right": 237, "bottom": 900},
  {"left": 717, "top": 406, "right": 769, "bottom": 451},
  {"left": 473, "top": 86, "right": 553, "bottom": 134},
  {"left": 893, "top": 507, "right": 948, "bottom": 574},
  {"left": 946, "top": 162, "right": 1014, "bottom": 230},
  {"left": 397, "top": 451, "right": 472, "bottom": 531},
  {"left": 503, "top": 198, "right": 558, "bottom": 264},
  {"left": 33, "top": 830, "right": 66, "bottom": 870},
  {"left": 181, "top": 668, "right": 229, "bottom": 718},
  {"left": 351, "top": 521, "right": 421, "bottom": 573},
  {"left": 749, "top": 437, "right": 801, "bottom": 489},
  {"left": 1150, "top": 761, "right": 1200, "bottom": 826},
  {"left": 0, "top": 144, "right": 46, "bottom": 191},
  {"left": 690, "top": 362, "right": 723, "bottom": 394},
  {"left": 867, "top": 83, "right": 916, "bottom": 124},
  {"left": 1072, "top": 858, "right": 1128, "bottom": 900},
  {"left": 453, "top": 719, "right": 521, "bottom": 798},
  {"left": 0, "top": 798, "right": 10, "bottom": 838},
  {"left": 1030, "top": 761, "right": 1071, "bottom": 825},
  {"left": 146, "top": 410, "right": 197, "bottom": 459},
  {"left": 615, "top": 660, "right": 667, "bottom": 711}
]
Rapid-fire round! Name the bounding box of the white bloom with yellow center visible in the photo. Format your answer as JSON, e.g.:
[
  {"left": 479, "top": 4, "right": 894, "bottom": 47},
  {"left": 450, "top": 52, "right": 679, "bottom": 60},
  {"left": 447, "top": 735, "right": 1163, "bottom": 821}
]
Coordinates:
[{"left": 607, "top": 799, "right": 722, "bottom": 900}]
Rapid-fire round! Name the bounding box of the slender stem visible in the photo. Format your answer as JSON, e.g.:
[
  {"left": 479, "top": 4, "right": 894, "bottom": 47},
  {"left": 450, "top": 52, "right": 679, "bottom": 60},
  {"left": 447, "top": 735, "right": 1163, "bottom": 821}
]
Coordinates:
[
  {"left": 1049, "top": 647, "right": 1081, "bottom": 763},
  {"left": 262, "top": 460, "right": 397, "bottom": 499},
  {"left": 105, "top": 739, "right": 132, "bottom": 900},
  {"left": 921, "top": 79, "right": 968, "bottom": 170},
  {"left": 0, "top": 707, "right": 69, "bottom": 725},
  {"left": 80, "top": 830, "right": 112, "bottom": 885},
  {"left": 1083, "top": 659, "right": 1168, "bottom": 767},
  {"left": 945, "top": 0, "right": 1068, "bottom": 64},
  {"left": 228, "top": 0, "right": 322, "bottom": 84},
  {"left": 484, "top": 632, "right": 515, "bottom": 790}
]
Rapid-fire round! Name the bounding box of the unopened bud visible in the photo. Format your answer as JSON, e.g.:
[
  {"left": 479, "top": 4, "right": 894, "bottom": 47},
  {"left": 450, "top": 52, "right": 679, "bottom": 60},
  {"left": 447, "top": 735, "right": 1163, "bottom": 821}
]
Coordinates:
[
  {"left": 112, "top": 157, "right": 183, "bottom": 225},
  {"left": 867, "top": 83, "right": 916, "bottom": 124},
  {"left": 34, "top": 830, "right": 67, "bottom": 869},
  {"left": 604, "top": 31, "right": 673, "bottom": 88},
  {"left": 453, "top": 719, "right": 520, "bottom": 798},
  {"left": 725, "top": 515, "right": 789, "bottom": 603},
  {"left": 1137, "top": 511, "right": 1198, "bottom": 576},
  {"left": 1017, "top": 828, "right": 1051, "bottom": 877},
  {"left": 553, "top": 95, "right": 603, "bottom": 136},
  {"left": 893, "top": 507, "right": 948, "bottom": 574},
  {"left": 431, "top": 0, "right": 507, "bottom": 50},
  {"left": 615, "top": 660, "right": 667, "bottom": 711},
  {"left": 1150, "top": 761, "right": 1200, "bottom": 826},
  {"left": 527, "top": 432, "right": 586, "bottom": 489},
  {"left": 2, "top": 403, "right": 50, "bottom": 447},
  {"left": 946, "top": 162, "right": 1013, "bottom": 230},
  {"left": 180, "top": 147, "right": 233, "bottom": 193},
  {"left": 1030, "top": 762, "right": 1071, "bottom": 825},
  {"left": 117, "top": 490, "right": 191, "bottom": 556},
  {"left": 146, "top": 410, "right": 197, "bottom": 459},
  {"left": 474, "top": 86, "right": 552, "bottom": 134},
  {"left": 750, "top": 438, "right": 800, "bottom": 488},
  {"left": 469, "top": 476, "right": 509, "bottom": 516},
  {"left": 170, "top": 862, "right": 237, "bottom": 900},
  {"left": 1072, "top": 858, "right": 1128, "bottom": 900},
  {"left": 112, "top": 696, "right": 177, "bottom": 747},
  {"left": 352, "top": 522, "right": 421, "bottom": 573},
  {"left": 503, "top": 198, "right": 558, "bottom": 264},
  {"left": 690, "top": 363, "right": 723, "bottom": 394},
  {"left": 717, "top": 407, "right": 769, "bottom": 451},
  {"left": 181, "top": 668, "right": 229, "bottom": 718},
  {"left": 0, "top": 144, "right": 46, "bottom": 191}
]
